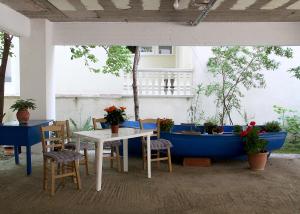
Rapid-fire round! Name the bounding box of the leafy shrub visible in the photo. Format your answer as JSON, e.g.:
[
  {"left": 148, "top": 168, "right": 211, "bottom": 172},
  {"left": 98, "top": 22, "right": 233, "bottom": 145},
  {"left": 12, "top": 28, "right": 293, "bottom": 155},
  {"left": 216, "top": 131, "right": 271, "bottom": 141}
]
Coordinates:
[
  {"left": 233, "top": 125, "right": 242, "bottom": 135},
  {"left": 160, "top": 118, "right": 174, "bottom": 132},
  {"left": 264, "top": 121, "right": 281, "bottom": 132},
  {"left": 204, "top": 122, "right": 217, "bottom": 134}
]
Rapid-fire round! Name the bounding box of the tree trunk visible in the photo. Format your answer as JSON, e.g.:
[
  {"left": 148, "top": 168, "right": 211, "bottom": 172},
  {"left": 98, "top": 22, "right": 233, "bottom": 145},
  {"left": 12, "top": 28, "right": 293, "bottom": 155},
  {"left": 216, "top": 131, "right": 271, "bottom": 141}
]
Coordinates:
[
  {"left": 132, "top": 46, "right": 140, "bottom": 121},
  {"left": 0, "top": 33, "right": 13, "bottom": 123}
]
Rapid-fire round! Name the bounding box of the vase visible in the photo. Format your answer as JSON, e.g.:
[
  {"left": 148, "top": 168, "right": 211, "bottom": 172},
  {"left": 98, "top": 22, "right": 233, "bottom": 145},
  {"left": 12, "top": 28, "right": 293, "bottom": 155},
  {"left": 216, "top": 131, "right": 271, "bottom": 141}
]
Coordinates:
[
  {"left": 111, "top": 124, "right": 119, "bottom": 133},
  {"left": 16, "top": 109, "right": 30, "bottom": 124},
  {"left": 248, "top": 152, "right": 268, "bottom": 170}
]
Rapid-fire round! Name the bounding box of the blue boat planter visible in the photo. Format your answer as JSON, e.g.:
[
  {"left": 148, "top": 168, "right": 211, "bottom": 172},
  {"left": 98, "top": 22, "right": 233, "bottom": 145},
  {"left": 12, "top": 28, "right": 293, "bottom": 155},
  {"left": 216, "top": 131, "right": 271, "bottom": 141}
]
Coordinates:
[{"left": 122, "top": 121, "right": 287, "bottom": 159}]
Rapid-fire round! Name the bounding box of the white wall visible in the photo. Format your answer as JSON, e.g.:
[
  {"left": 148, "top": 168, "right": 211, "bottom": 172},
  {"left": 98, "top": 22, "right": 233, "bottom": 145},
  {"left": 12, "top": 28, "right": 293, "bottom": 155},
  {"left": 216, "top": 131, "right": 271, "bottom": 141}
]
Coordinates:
[
  {"left": 56, "top": 96, "right": 190, "bottom": 125},
  {"left": 192, "top": 46, "right": 300, "bottom": 125}
]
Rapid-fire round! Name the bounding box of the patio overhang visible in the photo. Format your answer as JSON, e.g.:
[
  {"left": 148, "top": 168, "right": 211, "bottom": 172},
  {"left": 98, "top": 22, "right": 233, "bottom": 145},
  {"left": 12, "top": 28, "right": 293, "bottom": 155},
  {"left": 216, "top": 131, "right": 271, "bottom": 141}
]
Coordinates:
[{"left": 1, "top": 0, "right": 300, "bottom": 121}]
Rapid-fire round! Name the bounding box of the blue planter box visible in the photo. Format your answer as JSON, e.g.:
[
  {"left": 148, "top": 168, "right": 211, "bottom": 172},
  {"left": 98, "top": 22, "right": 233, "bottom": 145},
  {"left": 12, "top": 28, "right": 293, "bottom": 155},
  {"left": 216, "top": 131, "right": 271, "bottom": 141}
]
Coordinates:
[{"left": 122, "top": 121, "right": 287, "bottom": 159}]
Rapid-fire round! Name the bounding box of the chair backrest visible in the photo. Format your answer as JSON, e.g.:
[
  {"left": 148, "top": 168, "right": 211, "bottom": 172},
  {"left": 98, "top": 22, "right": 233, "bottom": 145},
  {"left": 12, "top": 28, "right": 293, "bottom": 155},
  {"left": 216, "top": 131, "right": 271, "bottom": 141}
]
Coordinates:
[
  {"left": 41, "top": 125, "right": 65, "bottom": 153},
  {"left": 139, "top": 118, "right": 160, "bottom": 138},
  {"left": 92, "top": 118, "right": 107, "bottom": 130},
  {"left": 54, "top": 120, "right": 71, "bottom": 142}
]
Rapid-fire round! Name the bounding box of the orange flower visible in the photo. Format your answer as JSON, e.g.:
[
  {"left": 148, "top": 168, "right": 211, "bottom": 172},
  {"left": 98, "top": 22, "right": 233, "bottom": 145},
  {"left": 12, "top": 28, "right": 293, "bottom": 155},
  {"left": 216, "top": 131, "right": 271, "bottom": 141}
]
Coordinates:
[{"left": 120, "top": 106, "right": 126, "bottom": 111}]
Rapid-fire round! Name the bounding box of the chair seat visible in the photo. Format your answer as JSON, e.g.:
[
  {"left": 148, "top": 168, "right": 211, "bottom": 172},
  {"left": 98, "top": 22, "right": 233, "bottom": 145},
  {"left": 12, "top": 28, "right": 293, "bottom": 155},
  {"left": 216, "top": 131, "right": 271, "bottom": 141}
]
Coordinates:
[
  {"left": 65, "top": 141, "right": 95, "bottom": 150},
  {"left": 103, "top": 140, "right": 122, "bottom": 147},
  {"left": 44, "top": 150, "right": 84, "bottom": 163},
  {"left": 144, "top": 139, "right": 173, "bottom": 150},
  {"left": 65, "top": 140, "right": 122, "bottom": 151}
]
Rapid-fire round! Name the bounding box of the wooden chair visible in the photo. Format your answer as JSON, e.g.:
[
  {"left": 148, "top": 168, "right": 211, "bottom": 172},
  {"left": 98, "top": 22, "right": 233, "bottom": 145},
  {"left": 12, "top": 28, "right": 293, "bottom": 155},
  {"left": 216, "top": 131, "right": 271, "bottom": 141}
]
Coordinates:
[
  {"left": 41, "top": 125, "right": 82, "bottom": 196},
  {"left": 92, "top": 118, "right": 122, "bottom": 172},
  {"left": 54, "top": 120, "right": 91, "bottom": 175},
  {"left": 139, "top": 119, "right": 173, "bottom": 172}
]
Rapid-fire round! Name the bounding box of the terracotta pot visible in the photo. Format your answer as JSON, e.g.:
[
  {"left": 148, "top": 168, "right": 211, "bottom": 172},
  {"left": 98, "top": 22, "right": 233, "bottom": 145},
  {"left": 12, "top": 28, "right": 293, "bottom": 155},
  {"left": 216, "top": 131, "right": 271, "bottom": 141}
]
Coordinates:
[
  {"left": 16, "top": 109, "right": 30, "bottom": 124},
  {"left": 248, "top": 152, "right": 268, "bottom": 171},
  {"left": 111, "top": 124, "right": 119, "bottom": 134}
]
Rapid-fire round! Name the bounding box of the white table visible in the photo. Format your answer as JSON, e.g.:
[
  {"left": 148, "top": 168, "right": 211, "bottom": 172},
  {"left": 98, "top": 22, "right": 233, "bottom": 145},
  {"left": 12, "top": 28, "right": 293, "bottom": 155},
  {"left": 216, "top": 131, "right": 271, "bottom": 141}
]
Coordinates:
[{"left": 74, "top": 128, "right": 153, "bottom": 191}]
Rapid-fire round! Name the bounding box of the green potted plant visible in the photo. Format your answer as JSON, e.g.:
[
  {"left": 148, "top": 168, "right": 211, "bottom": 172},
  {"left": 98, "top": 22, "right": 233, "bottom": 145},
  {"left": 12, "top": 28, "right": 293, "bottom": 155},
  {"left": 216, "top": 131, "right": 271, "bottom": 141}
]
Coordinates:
[
  {"left": 204, "top": 122, "right": 217, "bottom": 134},
  {"left": 241, "top": 121, "right": 268, "bottom": 170},
  {"left": 263, "top": 121, "right": 282, "bottom": 132},
  {"left": 104, "top": 105, "right": 127, "bottom": 133},
  {"left": 10, "top": 99, "right": 36, "bottom": 124},
  {"left": 159, "top": 118, "right": 174, "bottom": 132}
]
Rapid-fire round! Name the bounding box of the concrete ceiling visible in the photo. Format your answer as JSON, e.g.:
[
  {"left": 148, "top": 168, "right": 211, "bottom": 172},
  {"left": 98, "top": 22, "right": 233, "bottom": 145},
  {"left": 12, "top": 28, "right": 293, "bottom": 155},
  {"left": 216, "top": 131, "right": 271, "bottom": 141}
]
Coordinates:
[{"left": 1, "top": 0, "right": 300, "bottom": 23}]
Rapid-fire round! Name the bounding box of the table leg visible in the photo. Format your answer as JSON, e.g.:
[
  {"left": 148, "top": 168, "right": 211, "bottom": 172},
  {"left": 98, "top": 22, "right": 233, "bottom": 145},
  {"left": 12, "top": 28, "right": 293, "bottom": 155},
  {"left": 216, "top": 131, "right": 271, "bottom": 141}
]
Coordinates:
[
  {"left": 14, "top": 146, "right": 19, "bottom": 165},
  {"left": 123, "top": 139, "right": 128, "bottom": 172},
  {"left": 76, "top": 136, "right": 80, "bottom": 152},
  {"left": 96, "top": 140, "right": 103, "bottom": 191},
  {"left": 147, "top": 135, "right": 151, "bottom": 178},
  {"left": 26, "top": 145, "right": 32, "bottom": 175}
]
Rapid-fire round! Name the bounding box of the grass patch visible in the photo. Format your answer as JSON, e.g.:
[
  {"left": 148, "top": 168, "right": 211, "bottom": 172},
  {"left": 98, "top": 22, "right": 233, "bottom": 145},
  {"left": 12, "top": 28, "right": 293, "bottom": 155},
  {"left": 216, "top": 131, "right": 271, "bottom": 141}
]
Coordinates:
[{"left": 275, "top": 141, "right": 300, "bottom": 154}]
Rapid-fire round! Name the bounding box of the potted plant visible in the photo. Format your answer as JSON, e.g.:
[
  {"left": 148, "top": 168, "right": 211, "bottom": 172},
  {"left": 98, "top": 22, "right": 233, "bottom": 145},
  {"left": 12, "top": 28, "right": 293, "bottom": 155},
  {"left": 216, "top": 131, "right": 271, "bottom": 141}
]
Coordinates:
[
  {"left": 204, "top": 122, "right": 217, "bottom": 134},
  {"left": 263, "top": 121, "right": 282, "bottom": 132},
  {"left": 241, "top": 121, "right": 268, "bottom": 170},
  {"left": 159, "top": 118, "right": 174, "bottom": 132},
  {"left": 104, "top": 105, "right": 127, "bottom": 133},
  {"left": 10, "top": 99, "right": 36, "bottom": 124},
  {"left": 212, "top": 126, "right": 223, "bottom": 135}
]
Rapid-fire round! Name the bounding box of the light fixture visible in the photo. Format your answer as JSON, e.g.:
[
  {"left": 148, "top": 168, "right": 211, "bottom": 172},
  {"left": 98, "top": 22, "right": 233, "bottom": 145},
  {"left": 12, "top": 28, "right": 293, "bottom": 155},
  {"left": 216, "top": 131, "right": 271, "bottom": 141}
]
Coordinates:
[{"left": 173, "top": 0, "right": 179, "bottom": 10}]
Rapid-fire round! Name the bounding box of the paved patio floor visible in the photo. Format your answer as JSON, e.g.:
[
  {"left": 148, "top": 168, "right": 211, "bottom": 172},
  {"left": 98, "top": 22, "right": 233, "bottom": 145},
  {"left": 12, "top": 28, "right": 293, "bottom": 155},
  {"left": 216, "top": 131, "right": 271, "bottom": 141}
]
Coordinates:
[{"left": 0, "top": 145, "right": 300, "bottom": 214}]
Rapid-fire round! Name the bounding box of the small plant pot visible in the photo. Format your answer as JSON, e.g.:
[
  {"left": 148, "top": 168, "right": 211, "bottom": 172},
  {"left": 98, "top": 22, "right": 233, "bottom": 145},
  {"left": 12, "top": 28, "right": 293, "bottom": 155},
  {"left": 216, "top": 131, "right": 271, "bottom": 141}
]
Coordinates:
[
  {"left": 111, "top": 125, "right": 119, "bottom": 134},
  {"left": 248, "top": 152, "right": 268, "bottom": 171},
  {"left": 16, "top": 109, "right": 30, "bottom": 124}
]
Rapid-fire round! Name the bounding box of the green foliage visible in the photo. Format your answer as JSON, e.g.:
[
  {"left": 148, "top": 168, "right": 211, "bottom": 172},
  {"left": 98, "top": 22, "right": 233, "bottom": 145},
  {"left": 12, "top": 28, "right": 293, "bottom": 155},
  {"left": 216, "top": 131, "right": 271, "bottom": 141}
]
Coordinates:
[
  {"left": 0, "top": 32, "right": 14, "bottom": 60},
  {"left": 70, "top": 45, "right": 132, "bottom": 76},
  {"left": 243, "top": 126, "right": 268, "bottom": 154},
  {"left": 188, "top": 84, "right": 205, "bottom": 124},
  {"left": 205, "top": 46, "right": 294, "bottom": 125},
  {"left": 159, "top": 118, "right": 174, "bottom": 132},
  {"left": 264, "top": 121, "right": 282, "bottom": 132},
  {"left": 10, "top": 99, "right": 36, "bottom": 112},
  {"left": 273, "top": 105, "right": 294, "bottom": 128},
  {"left": 288, "top": 66, "right": 300, "bottom": 79},
  {"left": 285, "top": 115, "right": 300, "bottom": 142},
  {"left": 69, "top": 117, "right": 93, "bottom": 131},
  {"left": 204, "top": 120, "right": 218, "bottom": 134},
  {"left": 233, "top": 125, "right": 242, "bottom": 135}
]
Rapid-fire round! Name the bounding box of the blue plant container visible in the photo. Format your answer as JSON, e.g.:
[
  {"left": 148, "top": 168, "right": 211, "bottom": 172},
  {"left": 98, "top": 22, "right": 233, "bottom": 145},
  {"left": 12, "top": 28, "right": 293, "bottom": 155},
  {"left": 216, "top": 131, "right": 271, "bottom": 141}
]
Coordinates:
[{"left": 121, "top": 121, "right": 287, "bottom": 159}]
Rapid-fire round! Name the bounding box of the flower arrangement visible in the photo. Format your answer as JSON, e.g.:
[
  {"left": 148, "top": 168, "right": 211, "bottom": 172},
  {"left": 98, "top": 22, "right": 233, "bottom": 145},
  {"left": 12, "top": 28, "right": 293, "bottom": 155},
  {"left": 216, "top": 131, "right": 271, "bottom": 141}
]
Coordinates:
[
  {"left": 104, "top": 106, "right": 127, "bottom": 125},
  {"left": 159, "top": 118, "right": 174, "bottom": 132},
  {"left": 241, "top": 121, "right": 268, "bottom": 155}
]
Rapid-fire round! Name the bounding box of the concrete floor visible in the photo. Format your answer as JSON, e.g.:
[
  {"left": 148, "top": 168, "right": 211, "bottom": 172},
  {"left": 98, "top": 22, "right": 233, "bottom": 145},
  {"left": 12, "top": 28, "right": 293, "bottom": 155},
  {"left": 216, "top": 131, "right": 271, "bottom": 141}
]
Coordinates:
[{"left": 0, "top": 144, "right": 300, "bottom": 214}]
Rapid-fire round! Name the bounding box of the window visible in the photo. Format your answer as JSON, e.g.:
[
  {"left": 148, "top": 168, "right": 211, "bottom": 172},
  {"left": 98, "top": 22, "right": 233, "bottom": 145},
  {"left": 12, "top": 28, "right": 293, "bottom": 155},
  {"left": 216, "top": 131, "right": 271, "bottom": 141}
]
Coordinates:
[
  {"left": 140, "top": 46, "right": 154, "bottom": 54},
  {"left": 158, "top": 46, "right": 173, "bottom": 55}
]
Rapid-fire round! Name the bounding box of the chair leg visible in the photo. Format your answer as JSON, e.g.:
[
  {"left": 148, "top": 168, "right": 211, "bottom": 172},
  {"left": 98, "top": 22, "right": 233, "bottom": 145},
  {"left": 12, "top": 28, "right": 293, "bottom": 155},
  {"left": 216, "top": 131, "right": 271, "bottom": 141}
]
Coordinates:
[
  {"left": 157, "top": 151, "right": 160, "bottom": 169},
  {"left": 43, "top": 158, "right": 48, "bottom": 190},
  {"left": 74, "top": 161, "right": 82, "bottom": 190},
  {"left": 167, "top": 147, "right": 172, "bottom": 173},
  {"left": 83, "top": 148, "right": 89, "bottom": 176},
  {"left": 61, "top": 163, "right": 65, "bottom": 187},
  {"left": 51, "top": 161, "right": 56, "bottom": 196},
  {"left": 115, "top": 146, "right": 121, "bottom": 172},
  {"left": 110, "top": 147, "right": 114, "bottom": 168}
]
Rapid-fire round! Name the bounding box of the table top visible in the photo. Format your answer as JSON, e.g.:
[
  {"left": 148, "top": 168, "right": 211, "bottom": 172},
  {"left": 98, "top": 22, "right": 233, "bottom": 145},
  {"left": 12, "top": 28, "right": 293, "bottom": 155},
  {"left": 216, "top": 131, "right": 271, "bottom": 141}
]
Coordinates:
[
  {"left": 75, "top": 128, "right": 153, "bottom": 142},
  {"left": 1, "top": 120, "right": 52, "bottom": 127}
]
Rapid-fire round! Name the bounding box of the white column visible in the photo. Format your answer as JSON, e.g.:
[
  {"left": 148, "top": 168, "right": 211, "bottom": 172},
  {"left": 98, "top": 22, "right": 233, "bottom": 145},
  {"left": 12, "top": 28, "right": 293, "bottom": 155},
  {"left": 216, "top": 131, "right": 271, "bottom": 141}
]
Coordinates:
[{"left": 20, "top": 19, "right": 55, "bottom": 120}]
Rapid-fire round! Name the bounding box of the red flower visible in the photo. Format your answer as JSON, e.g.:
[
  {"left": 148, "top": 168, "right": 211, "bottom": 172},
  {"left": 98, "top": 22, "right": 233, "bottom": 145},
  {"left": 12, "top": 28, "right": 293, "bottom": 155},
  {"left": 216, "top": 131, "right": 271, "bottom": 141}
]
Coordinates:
[
  {"left": 249, "top": 121, "right": 256, "bottom": 126},
  {"left": 120, "top": 106, "right": 126, "bottom": 111},
  {"left": 246, "top": 126, "right": 252, "bottom": 132},
  {"left": 240, "top": 130, "right": 248, "bottom": 137}
]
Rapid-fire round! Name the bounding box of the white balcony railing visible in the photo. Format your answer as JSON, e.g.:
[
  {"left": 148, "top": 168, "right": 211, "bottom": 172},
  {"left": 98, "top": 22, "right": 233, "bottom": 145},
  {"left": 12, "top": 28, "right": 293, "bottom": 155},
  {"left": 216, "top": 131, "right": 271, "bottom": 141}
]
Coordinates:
[{"left": 123, "top": 68, "right": 193, "bottom": 96}]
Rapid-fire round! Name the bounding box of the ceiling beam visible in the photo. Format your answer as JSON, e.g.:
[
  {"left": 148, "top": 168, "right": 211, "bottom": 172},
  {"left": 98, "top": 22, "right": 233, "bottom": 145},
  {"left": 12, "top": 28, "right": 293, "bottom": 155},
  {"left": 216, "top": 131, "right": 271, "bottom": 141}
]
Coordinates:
[
  {"left": 190, "top": 0, "right": 217, "bottom": 26},
  {"left": 68, "top": 0, "right": 86, "bottom": 11}
]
